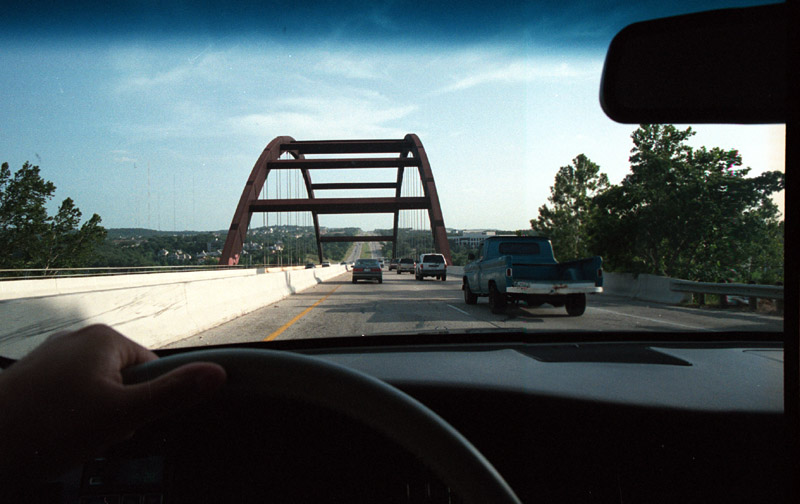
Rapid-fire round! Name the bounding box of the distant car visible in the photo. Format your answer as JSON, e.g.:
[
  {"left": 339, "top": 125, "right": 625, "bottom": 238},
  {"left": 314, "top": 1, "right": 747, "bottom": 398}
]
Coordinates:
[
  {"left": 415, "top": 253, "right": 447, "bottom": 281},
  {"left": 352, "top": 258, "right": 383, "bottom": 283},
  {"left": 305, "top": 263, "right": 315, "bottom": 269},
  {"left": 397, "top": 258, "right": 415, "bottom": 274},
  {"left": 321, "top": 262, "right": 331, "bottom": 267},
  {"left": 388, "top": 258, "right": 399, "bottom": 271}
]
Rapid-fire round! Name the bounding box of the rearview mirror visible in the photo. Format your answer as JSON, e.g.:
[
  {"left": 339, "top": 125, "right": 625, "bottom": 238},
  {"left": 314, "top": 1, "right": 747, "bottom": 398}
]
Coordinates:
[{"left": 600, "top": 3, "right": 790, "bottom": 124}]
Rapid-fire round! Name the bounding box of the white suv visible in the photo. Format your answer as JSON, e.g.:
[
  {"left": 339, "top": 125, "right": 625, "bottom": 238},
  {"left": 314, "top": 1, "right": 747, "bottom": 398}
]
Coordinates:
[
  {"left": 397, "top": 257, "right": 416, "bottom": 274},
  {"left": 415, "top": 253, "right": 447, "bottom": 281}
]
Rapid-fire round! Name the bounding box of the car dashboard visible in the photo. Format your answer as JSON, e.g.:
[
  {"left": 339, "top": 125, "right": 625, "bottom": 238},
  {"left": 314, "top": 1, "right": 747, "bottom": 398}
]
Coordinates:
[{"left": 44, "top": 335, "right": 789, "bottom": 504}]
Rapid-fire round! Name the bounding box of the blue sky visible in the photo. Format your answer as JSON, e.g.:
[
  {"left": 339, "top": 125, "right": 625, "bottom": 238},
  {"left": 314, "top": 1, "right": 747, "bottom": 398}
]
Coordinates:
[{"left": 0, "top": 0, "right": 784, "bottom": 232}]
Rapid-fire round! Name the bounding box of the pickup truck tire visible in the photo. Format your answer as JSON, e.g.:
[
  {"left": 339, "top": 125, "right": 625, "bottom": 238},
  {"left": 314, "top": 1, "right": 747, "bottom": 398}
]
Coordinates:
[
  {"left": 565, "top": 293, "right": 587, "bottom": 316},
  {"left": 463, "top": 279, "right": 478, "bottom": 305},
  {"left": 488, "top": 283, "right": 506, "bottom": 314}
]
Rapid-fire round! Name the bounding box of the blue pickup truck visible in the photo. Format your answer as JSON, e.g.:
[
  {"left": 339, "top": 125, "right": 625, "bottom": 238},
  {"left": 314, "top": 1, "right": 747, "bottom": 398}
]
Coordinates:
[{"left": 462, "top": 236, "right": 603, "bottom": 316}]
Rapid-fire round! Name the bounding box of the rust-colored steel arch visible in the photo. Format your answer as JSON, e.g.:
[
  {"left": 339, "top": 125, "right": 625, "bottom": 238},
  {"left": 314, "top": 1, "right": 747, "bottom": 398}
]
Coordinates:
[{"left": 220, "top": 134, "right": 452, "bottom": 265}]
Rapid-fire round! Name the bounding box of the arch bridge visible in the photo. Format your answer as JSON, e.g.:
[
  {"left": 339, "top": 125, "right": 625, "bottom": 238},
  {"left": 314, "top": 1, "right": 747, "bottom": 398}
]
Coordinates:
[{"left": 220, "top": 134, "right": 452, "bottom": 265}]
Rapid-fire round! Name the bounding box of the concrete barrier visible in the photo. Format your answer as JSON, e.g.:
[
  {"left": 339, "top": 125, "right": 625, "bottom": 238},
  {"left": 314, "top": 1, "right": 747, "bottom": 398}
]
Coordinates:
[
  {"left": 603, "top": 272, "right": 689, "bottom": 304},
  {"left": 0, "top": 265, "right": 347, "bottom": 358},
  {"left": 448, "top": 266, "right": 464, "bottom": 277},
  {"left": 601, "top": 272, "right": 638, "bottom": 298}
]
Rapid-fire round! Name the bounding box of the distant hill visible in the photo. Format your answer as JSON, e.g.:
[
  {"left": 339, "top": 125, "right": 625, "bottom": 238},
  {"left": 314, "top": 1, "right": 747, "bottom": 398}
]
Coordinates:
[
  {"left": 107, "top": 228, "right": 225, "bottom": 239},
  {"left": 106, "top": 225, "right": 365, "bottom": 240}
]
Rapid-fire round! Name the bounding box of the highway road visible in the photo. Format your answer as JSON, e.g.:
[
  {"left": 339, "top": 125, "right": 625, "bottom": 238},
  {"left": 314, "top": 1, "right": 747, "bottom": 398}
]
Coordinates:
[
  {"left": 165, "top": 269, "right": 782, "bottom": 348},
  {"left": 344, "top": 242, "right": 363, "bottom": 263},
  {"left": 340, "top": 234, "right": 379, "bottom": 263}
]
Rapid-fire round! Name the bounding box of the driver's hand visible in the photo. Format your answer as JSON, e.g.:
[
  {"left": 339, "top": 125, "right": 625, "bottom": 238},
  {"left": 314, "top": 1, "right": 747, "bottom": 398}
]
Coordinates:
[{"left": 0, "top": 324, "right": 226, "bottom": 486}]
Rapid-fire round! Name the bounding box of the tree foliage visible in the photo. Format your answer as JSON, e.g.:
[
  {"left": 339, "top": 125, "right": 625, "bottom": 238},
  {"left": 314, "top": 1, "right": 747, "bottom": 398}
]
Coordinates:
[
  {"left": 448, "top": 241, "right": 479, "bottom": 266},
  {"left": 530, "top": 154, "right": 609, "bottom": 261},
  {"left": 590, "top": 125, "right": 784, "bottom": 282},
  {"left": 529, "top": 125, "right": 784, "bottom": 283},
  {"left": 0, "top": 161, "right": 106, "bottom": 271}
]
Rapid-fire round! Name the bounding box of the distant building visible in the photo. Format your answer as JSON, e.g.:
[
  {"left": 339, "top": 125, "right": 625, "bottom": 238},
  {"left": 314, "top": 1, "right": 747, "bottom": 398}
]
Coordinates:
[
  {"left": 169, "top": 250, "right": 192, "bottom": 262},
  {"left": 449, "top": 231, "right": 496, "bottom": 248}
]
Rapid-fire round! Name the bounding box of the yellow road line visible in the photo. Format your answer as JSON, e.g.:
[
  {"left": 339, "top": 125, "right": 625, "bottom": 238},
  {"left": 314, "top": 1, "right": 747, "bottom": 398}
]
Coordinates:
[{"left": 263, "top": 285, "right": 341, "bottom": 341}]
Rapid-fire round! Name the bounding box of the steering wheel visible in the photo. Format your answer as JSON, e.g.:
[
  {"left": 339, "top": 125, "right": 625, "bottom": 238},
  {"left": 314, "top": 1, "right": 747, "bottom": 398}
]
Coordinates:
[{"left": 124, "top": 348, "right": 521, "bottom": 504}]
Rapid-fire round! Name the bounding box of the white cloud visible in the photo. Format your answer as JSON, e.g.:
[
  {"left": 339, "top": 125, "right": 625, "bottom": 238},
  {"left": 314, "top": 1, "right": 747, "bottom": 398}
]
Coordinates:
[
  {"left": 437, "top": 57, "right": 600, "bottom": 93},
  {"left": 106, "top": 43, "right": 419, "bottom": 143},
  {"left": 314, "top": 53, "right": 388, "bottom": 80},
  {"left": 227, "top": 96, "right": 417, "bottom": 140},
  {"left": 110, "top": 45, "right": 245, "bottom": 95},
  {"left": 109, "top": 150, "right": 138, "bottom": 164}
]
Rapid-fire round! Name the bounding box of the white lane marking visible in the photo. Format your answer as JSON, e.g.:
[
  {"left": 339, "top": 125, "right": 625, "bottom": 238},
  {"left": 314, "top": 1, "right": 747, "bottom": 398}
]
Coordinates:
[
  {"left": 591, "top": 307, "right": 710, "bottom": 330},
  {"left": 447, "top": 304, "right": 471, "bottom": 316}
]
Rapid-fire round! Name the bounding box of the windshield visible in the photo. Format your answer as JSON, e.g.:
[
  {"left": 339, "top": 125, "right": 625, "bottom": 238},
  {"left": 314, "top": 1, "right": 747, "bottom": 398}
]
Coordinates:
[{"left": 0, "top": 0, "right": 785, "bottom": 357}]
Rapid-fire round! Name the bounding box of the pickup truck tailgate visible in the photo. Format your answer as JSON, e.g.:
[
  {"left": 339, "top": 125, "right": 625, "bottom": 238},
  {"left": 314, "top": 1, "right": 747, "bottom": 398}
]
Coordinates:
[{"left": 503, "top": 257, "right": 603, "bottom": 292}]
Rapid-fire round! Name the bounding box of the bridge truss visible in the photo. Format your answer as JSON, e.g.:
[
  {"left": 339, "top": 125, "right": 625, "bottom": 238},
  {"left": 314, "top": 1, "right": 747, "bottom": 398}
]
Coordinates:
[{"left": 220, "top": 134, "right": 452, "bottom": 265}]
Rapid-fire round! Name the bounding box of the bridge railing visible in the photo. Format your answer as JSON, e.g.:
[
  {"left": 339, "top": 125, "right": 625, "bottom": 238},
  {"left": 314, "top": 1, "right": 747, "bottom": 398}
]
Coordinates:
[
  {"left": 0, "top": 263, "right": 325, "bottom": 280},
  {"left": 670, "top": 279, "right": 784, "bottom": 310},
  {"left": 0, "top": 265, "right": 243, "bottom": 280}
]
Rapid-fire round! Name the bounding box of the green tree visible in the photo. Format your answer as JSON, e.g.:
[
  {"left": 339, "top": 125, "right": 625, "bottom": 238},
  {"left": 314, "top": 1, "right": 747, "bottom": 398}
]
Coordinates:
[
  {"left": 0, "top": 161, "right": 106, "bottom": 271},
  {"left": 591, "top": 125, "right": 784, "bottom": 281},
  {"left": 449, "top": 241, "right": 479, "bottom": 266},
  {"left": 530, "top": 154, "right": 609, "bottom": 261}
]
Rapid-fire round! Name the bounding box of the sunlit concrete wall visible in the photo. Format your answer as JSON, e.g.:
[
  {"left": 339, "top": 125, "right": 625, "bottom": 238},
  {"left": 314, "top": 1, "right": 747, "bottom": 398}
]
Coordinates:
[{"left": 0, "top": 265, "right": 346, "bottom": 358}]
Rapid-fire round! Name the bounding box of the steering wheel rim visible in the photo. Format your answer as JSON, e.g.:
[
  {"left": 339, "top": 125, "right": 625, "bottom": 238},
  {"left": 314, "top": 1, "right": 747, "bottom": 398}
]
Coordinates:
[{"left": 124, "top": 348, "right": 521, "bottom": 504}]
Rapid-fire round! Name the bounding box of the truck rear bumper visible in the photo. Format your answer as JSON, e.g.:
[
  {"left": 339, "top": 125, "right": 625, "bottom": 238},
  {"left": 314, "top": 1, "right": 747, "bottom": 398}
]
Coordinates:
[
  {"left": 417, "top": 269, "right": 446, "bottom": 277},
  {"left": 507, "top": 282, "right": 603, "bottom": 295}
]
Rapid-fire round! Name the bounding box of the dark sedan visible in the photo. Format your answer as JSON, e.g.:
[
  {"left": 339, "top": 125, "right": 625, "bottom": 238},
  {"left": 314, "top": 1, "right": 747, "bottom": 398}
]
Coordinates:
[{"left": 351, "top": 258, "right": 383, "bottom": 283}]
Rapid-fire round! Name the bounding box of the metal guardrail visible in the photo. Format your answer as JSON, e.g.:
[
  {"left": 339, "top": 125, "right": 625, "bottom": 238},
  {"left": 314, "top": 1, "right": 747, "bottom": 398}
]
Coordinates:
[{"left": 670, "top": 279, "right": 783, "bottom": 300}]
